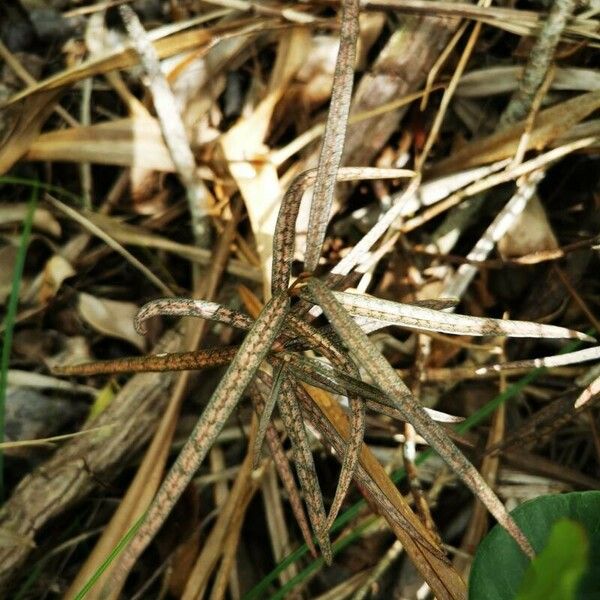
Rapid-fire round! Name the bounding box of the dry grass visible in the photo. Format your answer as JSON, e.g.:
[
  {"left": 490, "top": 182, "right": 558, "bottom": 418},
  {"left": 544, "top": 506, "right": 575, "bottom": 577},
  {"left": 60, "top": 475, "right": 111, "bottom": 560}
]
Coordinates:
[{"left": 0, "top": 1, "right": 598, "bottom": 598}]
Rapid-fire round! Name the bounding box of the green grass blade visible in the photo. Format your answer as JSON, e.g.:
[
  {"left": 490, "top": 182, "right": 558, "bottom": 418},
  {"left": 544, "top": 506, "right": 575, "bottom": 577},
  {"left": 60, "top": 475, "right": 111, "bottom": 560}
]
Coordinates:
[
  {"left": 0, "top": 175, "right": 80, "bottom": 204},
  {"left": 269, "top": 516, "right": 377, "bottom": 600},
  {"left": 73, "top": 512, "right": 146, "bottom": 600},
  {"left": 0, "top": 182, "right": 38, "bottom": 499}
]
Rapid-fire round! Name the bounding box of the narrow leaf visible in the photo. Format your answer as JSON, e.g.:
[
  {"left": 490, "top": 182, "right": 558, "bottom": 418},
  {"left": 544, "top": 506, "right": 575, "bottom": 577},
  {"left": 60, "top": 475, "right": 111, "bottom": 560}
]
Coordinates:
[
  {"left": 303, "top": 0, "right": 360, "bottom": 273},
  {"left": 278, "top": 372, "right": 333, "bottom": 563},
  {"left": 53, "top": 345, "right": 238, "bottom": 376},
  {"left": 473, "top": 346, "right": 600, "bottom": 377},
  {"left": 305, "top": 277, "right": 534, "bottom": 558},
  {"left": 249, "top": 382, "right": 318, "bottom": 557},
  {"left": 332, "top": 290, "right": 594, "bottom": 341},
  {"left": 271, "top": 167, "right": 413, "bottom": 295},
  {"left": 253, "top": 364, "right": 286, "bottom": 469},
  {"left": 575, "top": 374, "right": 600, "bottom": 409},
  {"left": 293, "top": 319, "right": 366, "bottom": 531},
  {"left": 135, "top": 297, "right": 253, "bottom": 334},
  {"left": 283, "top": 352, "right": 461, "bottom": 422},
  {"left": 104, "top": 292, "right": 290, "bottom": 594}
]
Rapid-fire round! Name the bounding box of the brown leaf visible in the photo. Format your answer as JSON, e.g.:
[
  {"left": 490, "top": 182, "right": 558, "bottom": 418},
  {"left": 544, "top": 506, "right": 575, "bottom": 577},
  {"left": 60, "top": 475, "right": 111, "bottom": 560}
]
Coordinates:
[
  {"left": 26, "top": 117, "right": 175, "bottom": 171},
  {"left": 78, "top": 293, "right": 146, "bottom": 351},
  {"left": 0, "top": 89, "right": 63, "bottom": 175},
  {"left": 431, "top": 91, "right": 600, "bottom": 174}
]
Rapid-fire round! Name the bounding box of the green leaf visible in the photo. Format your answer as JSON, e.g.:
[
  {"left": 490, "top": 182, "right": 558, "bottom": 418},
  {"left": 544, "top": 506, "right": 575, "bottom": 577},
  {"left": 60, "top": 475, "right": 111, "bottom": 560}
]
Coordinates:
[
  {"left": 516, "top": 519, "right": 588, "bottom": 600},
  {"left": 469, "top": 492, "right": 600, "bottom": 600},
  {"left": 0, "top": 182, "right": 38, "bottom": 499}
]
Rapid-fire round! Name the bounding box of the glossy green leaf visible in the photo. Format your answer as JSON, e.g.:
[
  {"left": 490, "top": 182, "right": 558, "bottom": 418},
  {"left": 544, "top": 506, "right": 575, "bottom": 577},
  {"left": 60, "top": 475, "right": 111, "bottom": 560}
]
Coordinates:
[
  {"left": 516, "top": 519, "right": 588, "bottom": 600},
  {"left": 469, "top": 492, "right": 600, "bottom": 600}
]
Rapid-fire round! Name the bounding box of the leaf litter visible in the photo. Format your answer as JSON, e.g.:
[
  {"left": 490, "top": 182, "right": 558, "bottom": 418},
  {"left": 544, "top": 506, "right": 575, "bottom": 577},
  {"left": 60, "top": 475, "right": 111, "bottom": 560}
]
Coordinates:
[{"left": 0, "top": 1, "right": 598, "bottom": 598}]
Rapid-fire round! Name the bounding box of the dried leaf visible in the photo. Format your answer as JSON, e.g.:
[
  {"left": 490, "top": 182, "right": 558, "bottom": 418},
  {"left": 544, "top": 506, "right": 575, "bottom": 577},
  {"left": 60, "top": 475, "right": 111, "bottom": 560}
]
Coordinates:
[
  {"left": 0, "top": 205, "right": 61, "bottom": 237},
  {"left": 497, "top": 195, "right": 559, "bottom": 259},
  {"left": 79, "top": 211, "right": 261, "bottom": 282},
  {"left": 0, "top": 89, "right": 62, "bottom": 175},
  {"left": 457, "top": 66, "right": 600, "bottom": 97},
  {"left": 26, "top": 117, "right": 176, "bottom": 171},
  {"left": 78, "top": 293, "right": 147, "bottom": 351},
  {"left": 432, "top": 91, "right": 600, "bottom": 174},
  {"left": 5, "top": 17, "right": 271, "bottom": 106},
  {"left": 39, "top": 255, "right": 75, "bottom": 304}
]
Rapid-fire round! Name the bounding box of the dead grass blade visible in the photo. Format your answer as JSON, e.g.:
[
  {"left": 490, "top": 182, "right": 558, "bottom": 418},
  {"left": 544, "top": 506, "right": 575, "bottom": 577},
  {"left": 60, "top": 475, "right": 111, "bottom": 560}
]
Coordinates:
[
  {"left": 442, "top": 172, "right": 545, "bottom": 299},
  {"left": 78, "top": 210, "right": 261, "bottom": 282},
  {"left": 432, "top": 91, "right": 600, "bottom": 174},
  {"left": 25, "top": 117, "right": 176, "bottom": 171},
  {"left": 457, "top": 66, "right": 600, "bottom": 98},
  {"left": 200, "top": 0, "right": 320, "bottom": 23},
  {"left": 332, "top": 176, "right": 421, "bottom": 277},
  {"left": 0, "top": 89, "right": 63, "bottom": 175},
  {"left": 304, "top": 277, "right": 534, "bottom": 558},
  {"left": 498, "top": 0, "right": 576, "bottom": 129},
  {"left": 363, "top": 0, "right": 598, "bottom": 41},
  {"left": 3, "top": 17, "right": 277, "bottom": 106},
  {"left": 0, "top": 426, "right": 113, "bottom": 450},
  {"left": 271, "top": 88, "right": 441, "bottom": 167},
  {"left": 404, "top": 137, "right": 597, "bottom": 232},
  {"left": 46, "top": 195, "right": 174, "bottom": 296},
  {"left": 473, "top": 346, "right": 600, "bottom": 376},
  {"left": 120, "top": 5, "right": 212, "bottom": 244},
  {"left": 416, "top": 8, "right": 484, "bottom": 171}
]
